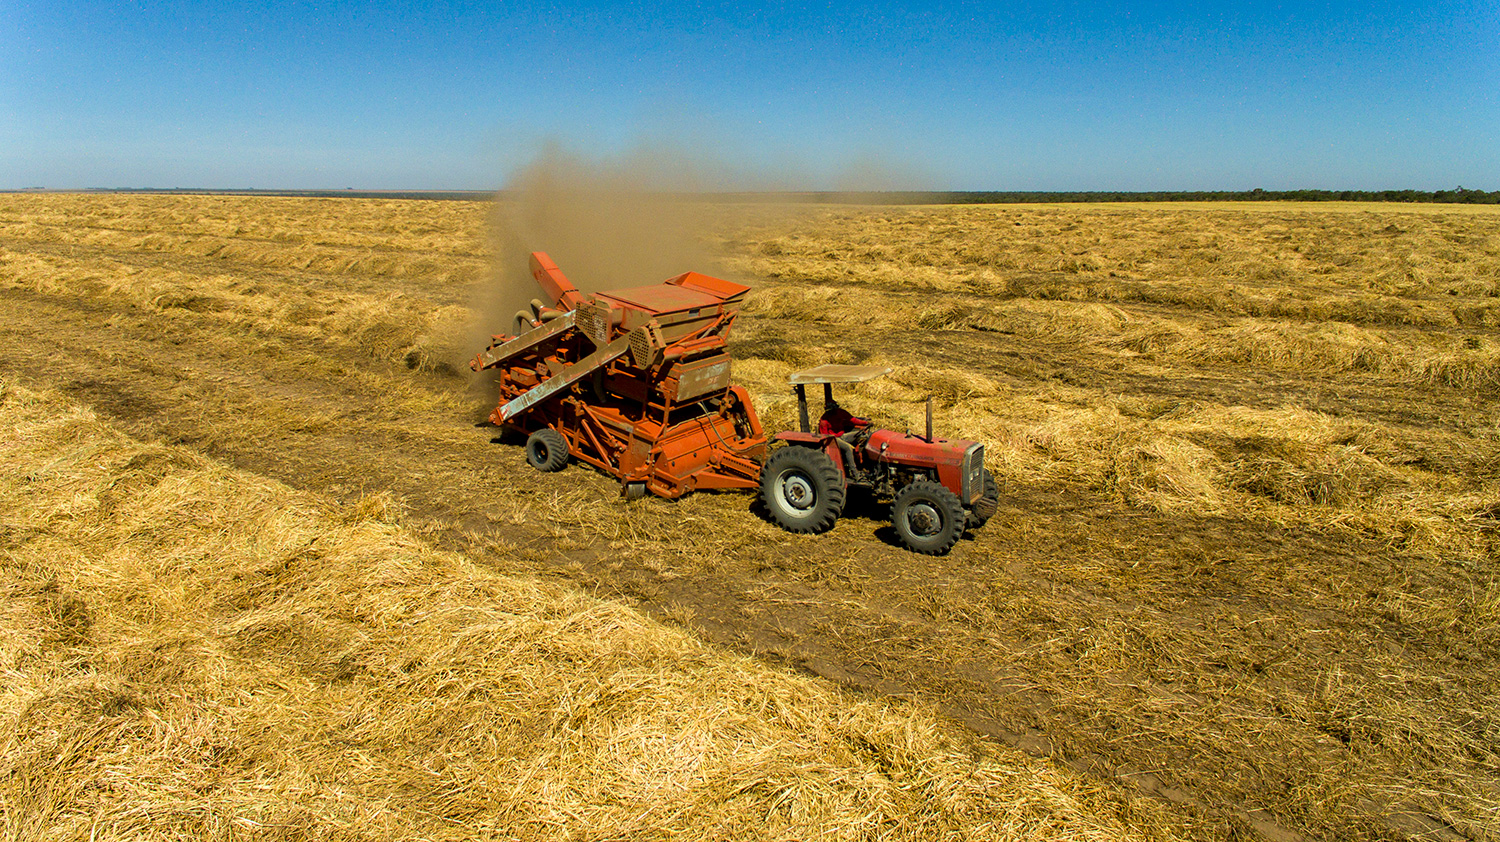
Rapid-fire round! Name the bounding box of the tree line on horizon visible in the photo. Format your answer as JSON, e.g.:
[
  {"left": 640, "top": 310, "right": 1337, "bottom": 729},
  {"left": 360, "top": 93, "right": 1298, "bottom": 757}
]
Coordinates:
[
  {"left": 15, "top": 186, "right": 1499, "bottom": 204},
  {"left": 813, "top": 186, "right": 1500, "bottom": 204}
]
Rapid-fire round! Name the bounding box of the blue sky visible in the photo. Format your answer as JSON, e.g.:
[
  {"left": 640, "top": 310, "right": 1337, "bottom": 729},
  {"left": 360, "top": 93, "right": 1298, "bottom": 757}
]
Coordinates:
[{"left": 3, "top": 1, "right": 1496, "bottom": 190}]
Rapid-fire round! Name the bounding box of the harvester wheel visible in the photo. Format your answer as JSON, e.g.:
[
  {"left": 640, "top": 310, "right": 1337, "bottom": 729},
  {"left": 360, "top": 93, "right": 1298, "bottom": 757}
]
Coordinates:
[
  {"left": 892, "top": 480, "right": 965, "bottom": 555},
  {"left": 966, "top": 469, "right": 1000, "bottom": 530},
  {"left": 525, "top": 428, "right": 569, "bottom": 472},
  {"left": 759, "top": 446, "right": 845, "bottom": 534},
  {"left": 623, "top": 481, "right": 648, "bottom": 502}
]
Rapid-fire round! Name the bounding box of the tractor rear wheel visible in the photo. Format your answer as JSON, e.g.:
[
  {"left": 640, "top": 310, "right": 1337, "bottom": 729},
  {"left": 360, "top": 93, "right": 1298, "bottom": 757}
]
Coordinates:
[
  {"left": 966, "top": 469, "right": 999, "bottom": 530},
  {"left": 525, "top": 428, "right": 569, "bottom": 472},
  {"left": 759, "top": 446, "right": 846, "bottom": 534},
  {"left": 892, "top": 480, "right": 966, "bottom": 555}
]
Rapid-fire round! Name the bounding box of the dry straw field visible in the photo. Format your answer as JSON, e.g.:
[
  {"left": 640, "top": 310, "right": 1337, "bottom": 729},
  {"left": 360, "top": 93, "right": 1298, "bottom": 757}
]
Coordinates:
[{"left": 1, "top": 193, "right": 1497, "bottom": 841}]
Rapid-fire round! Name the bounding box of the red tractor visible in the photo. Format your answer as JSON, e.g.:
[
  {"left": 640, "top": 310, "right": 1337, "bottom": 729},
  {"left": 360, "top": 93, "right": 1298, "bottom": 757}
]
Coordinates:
[{"left": 758, "top": 365, "right": 999, "bottom": 555}]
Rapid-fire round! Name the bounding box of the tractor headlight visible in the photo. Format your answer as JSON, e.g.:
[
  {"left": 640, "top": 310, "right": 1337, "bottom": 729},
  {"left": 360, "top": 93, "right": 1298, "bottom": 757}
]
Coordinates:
[{"left": 961, "top": 443, "right": 984, "bottom": 503}]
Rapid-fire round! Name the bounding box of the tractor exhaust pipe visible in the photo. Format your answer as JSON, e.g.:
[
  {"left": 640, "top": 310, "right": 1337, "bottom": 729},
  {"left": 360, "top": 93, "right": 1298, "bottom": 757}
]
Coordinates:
[{"left": 925, "top": 396, "right": 934, "bottom": 442}]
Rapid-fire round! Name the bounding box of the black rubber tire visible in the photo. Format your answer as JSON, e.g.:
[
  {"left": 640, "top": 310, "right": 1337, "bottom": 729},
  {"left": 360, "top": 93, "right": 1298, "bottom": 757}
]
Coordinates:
[
  {"left": 892, "top": 480, "right": 966, "bottom": 555},
  {"left": 759, "top": 446, "right": 846, "bottom": 534},
  {"left": 525, "top": 428, "right": 569, "bottom": 472},
  {"left": 966, "top": 469, "right": 1000, "bottom": 530}
]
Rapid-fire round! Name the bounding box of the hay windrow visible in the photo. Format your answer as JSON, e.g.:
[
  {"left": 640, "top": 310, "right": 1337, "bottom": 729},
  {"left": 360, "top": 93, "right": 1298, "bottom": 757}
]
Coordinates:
[{"left": 0, "top": 378, "right": 1163, "bottom": 841}]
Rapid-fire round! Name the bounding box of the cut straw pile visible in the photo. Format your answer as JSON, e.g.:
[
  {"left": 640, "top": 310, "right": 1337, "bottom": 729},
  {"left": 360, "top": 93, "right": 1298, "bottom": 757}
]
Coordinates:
[{"left": 0, "top": 378, "right": 1166, "bottom": 841}]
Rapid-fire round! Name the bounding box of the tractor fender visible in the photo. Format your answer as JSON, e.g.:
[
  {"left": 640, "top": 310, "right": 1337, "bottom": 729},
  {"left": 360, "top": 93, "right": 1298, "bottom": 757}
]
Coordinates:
[{"left": 770, "top": 432, "right": 848, "bottom": 482}]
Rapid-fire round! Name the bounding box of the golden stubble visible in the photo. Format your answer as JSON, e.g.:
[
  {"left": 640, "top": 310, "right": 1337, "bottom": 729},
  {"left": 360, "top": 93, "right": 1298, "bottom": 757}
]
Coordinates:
[{"left": 2, "top": 193, "right": 1498, "bottom": 840}]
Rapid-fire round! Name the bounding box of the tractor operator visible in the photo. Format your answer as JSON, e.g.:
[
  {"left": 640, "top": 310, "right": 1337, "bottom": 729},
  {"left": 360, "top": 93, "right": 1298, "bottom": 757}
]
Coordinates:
[{"left": 819, "top": 399, "right": 871, "bottom": 478}]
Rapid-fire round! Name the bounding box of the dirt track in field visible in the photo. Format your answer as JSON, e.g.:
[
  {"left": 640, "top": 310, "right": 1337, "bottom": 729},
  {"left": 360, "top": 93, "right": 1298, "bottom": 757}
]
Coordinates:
[{"left": 3, "top": 197, "right": 1498, "bottom": 842}]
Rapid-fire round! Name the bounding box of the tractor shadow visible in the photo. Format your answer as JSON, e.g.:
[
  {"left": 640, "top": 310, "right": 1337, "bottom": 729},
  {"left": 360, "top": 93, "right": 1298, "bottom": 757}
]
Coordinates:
[
  {"left": 750, "top": 486, "right": 980, "bottom": 550},
  {"left": 746, "top": 485, "right": 887, "bottom": 531},
  {"left": 851, "top": 488, "right": 982, "bottom": 551}
]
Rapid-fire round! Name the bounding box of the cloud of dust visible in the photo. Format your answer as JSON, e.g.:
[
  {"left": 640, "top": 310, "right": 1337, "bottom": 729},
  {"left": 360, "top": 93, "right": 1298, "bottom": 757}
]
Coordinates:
[
  {"left": 831, "top": 151, "right": 935, "bottom": 194},
  {"left": 463, "top": 138, "right": 934, "bottom": 365},
  {"left": 469, "top": 141, "right": 733, "bottom": 353}
]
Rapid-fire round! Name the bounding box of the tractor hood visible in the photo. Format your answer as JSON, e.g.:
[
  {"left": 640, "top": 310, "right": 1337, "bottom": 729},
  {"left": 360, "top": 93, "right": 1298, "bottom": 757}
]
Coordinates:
[{"left": 865, "top": 428, "right": 987, "bottom": 504}]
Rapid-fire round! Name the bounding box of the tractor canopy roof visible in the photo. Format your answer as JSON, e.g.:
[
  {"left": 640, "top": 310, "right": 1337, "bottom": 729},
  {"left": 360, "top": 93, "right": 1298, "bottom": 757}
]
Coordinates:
[{"left": 788, "top": 364, "right": 893, "bottom": 385}]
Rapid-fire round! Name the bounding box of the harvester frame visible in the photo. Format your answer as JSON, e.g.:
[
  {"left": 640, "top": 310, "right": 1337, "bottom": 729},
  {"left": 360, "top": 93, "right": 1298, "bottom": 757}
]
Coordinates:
[{"left": 471, "top": 253, "right": 766, "bottom": 500}]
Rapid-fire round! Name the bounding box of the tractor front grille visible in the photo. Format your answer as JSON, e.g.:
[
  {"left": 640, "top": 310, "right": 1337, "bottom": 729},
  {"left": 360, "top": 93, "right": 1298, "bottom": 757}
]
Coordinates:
[{"left": 961, "top": 443, "right": 985, "bottom": 504}]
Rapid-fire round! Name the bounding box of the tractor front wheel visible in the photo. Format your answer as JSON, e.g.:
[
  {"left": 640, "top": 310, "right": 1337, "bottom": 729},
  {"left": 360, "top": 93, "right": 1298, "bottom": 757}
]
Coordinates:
[
  {"left": 525, "top": 428, "right": 569, "bottom": 472},
  {"left": 759, "top": 446, "right": 846, "bottom": 534},
  {"left": 966, "top": 469, "right": 1000, "bottom": 530},
  {"left": 892, "top": 480, "right": 966, "bottom": 555}
]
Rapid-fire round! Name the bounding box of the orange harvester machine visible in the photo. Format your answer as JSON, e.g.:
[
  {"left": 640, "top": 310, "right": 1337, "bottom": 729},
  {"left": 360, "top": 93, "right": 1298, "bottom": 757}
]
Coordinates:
[{"left": 470, "top": 252, "right": 767, "bottom": 499}]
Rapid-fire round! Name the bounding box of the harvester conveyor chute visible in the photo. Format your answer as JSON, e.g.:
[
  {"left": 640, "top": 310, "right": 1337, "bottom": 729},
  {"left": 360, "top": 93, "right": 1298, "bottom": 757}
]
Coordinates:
[
  {"left": 472, "top": 310, "right": 577, "bottom": 372},
  {"left": 494, "top": 331, "right": 631, "bottom": 423}
]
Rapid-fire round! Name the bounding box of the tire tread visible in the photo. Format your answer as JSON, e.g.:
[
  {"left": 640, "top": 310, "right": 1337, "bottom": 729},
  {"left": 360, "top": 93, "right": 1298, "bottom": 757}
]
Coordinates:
[
  {"left": 526, "top": 428, "right": 569, "bottom": 472},
  {"left": 759, "top": 446, "right": 846, "bottom": 534},
  {"left": 966, "top": 469, "right": 1000, "bottom": 530},
  {"left": 892, "top": 479, "right": 965, "bottom": 555}
]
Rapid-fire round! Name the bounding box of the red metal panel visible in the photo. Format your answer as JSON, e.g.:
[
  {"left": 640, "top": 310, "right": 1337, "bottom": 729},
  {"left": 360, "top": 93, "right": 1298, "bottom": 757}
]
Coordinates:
[
  {"left": 665, "top": 271, "right": 751, "bottom": 301},
  {"left": 666, "top": 354, "right": 733, "bottom": 402},
  {"left": 771, "top": 431, "right": 825, "bottom": 445},
  {"left": 595, "top": 284, "right": 724, "bottom": 314}
]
